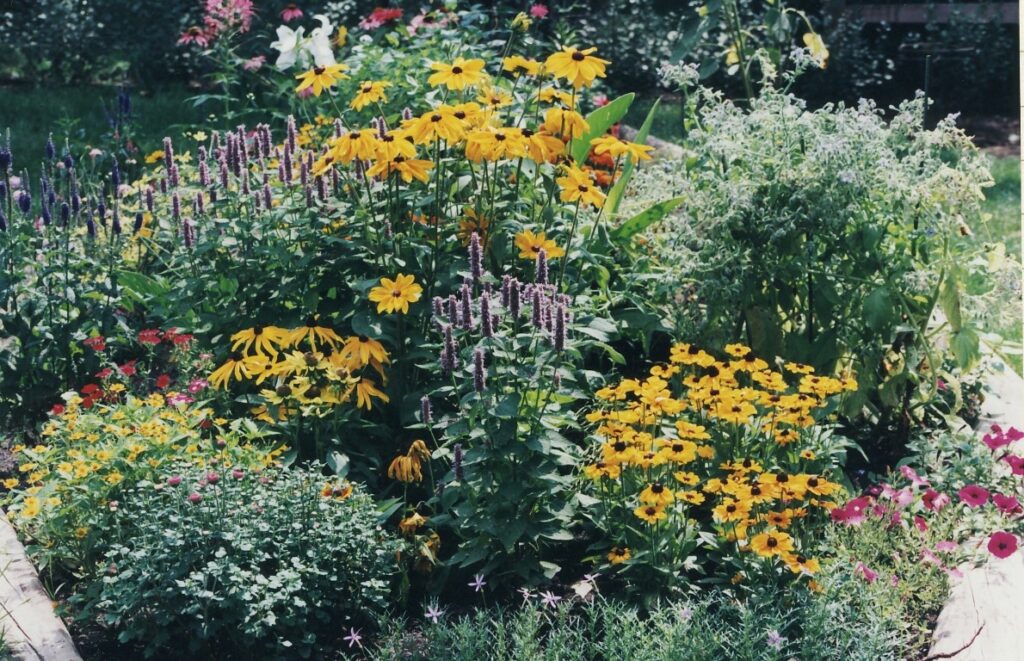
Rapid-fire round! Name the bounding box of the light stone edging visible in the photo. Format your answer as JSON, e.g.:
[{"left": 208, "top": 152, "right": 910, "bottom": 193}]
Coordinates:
[{"left": 0, "top": 513, "right": 81, "bottom": 661}]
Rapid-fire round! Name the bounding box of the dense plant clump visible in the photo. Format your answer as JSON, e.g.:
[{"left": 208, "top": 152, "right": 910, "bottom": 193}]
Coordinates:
[{"left": 80, "top": 465, "right": 402, "bottom": 657}]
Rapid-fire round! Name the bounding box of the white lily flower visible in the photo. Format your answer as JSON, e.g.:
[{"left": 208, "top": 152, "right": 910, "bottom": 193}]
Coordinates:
[
  {"left": 306, "top": 14, "right": 337, "bottom": 67},
  {"left": 270, "top": 25, "right": 305, "bottom": 70}
]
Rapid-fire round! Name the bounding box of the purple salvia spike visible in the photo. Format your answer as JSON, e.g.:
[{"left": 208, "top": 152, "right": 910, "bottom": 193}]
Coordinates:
[
  {"left": 460, "top": 283, "right": 473, "bottom": 330},
  {"left": 469, "top": 232, "right": 482, "bottom": 282}
]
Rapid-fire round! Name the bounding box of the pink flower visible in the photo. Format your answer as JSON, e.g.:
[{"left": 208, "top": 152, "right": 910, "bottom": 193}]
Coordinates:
[
  {"left": 890, "top": 574, "right": 900, "bottom": 586},
  {"left": 360, "top": 7, "right": 403, "bottom": 29},
  {"left": 118, "top": 360, "right": 137, "bottom": 377},
  {"left": 893, "top": 487, "right": 915, "bottom": 509},
  {"left": 1004, "top": 455, "right": 1024, "bottom": 476},
  {"left": 529, "top": 3, "right": 549, "bottom": 18},
  {"left": 206, "top": 472, "right": 220, "bottom": 484},
  {"left": 993, "top": 493, "right": 1022, "bottom": 515},
  {"left": 593, "top": 94, "right": 609, "bottom": 108},
  {"left": 935, "top": 540, "right": 958, "bottom": 553},
  {"left": 242, "top": 55, "right": 265, "bottom": 72},
  {"left": 987, "top": 531, "right": 1018, "bottom": 559},
  {"left": 899, "top": 465, "right": 930, "bottom": 488},
  {"left": 982, "top": 431, "right": 1010, "bottom": 451},
  {"left": 922, "top": 489, "right": 951, "bottom": 512},
  {"left": 958, "top": 484, "right": 990, "bottom": 508},
  {"left": 138, "top": 328, "right": 162, "bottom": 345},
  {"left": 913, "top": 515, "right": 927, "bottom": 532},
  {"left": 936, "top": 378, "right": 947, "bottom": 391},
  {"left": 854, "top": 561, "right": 878, "bottom": 583},
  {"left": 188, "top": 492, "right": 203, "bottom": 504},
  {"left": 920, "top": 548, "right": 943, "bottom": 567},
  {"left": 167, "top": 475, "right": 182, "bottom": 486},
  {"left": 178, "top": 26, "right": 211, "bottom": 48},
  {"left": 232, "top": 469, "right": 244, "bottom": 480},
  {"left": 297, "top": 86, "right": 314, "bottom": 99},
  {"left": 280, "top": 3, "right": 303, "bottom": 22}
]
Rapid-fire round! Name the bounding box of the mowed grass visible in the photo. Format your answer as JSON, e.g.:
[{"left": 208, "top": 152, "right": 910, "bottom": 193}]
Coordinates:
[
  {"left": 0, "top": 84, "right": 201, "bottom": 160},
  {"left": 980, "top": 155, "right": 1021, "bottom": 260}
]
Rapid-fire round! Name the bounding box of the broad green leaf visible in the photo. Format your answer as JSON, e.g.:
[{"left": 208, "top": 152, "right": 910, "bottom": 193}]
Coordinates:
[
  {"left": 570, "top": 93, "right": 635, "bottom": 164},
  {"left": 862, "top": 286, "right": 893, "bottom": 331},
  {"left": 610, "top": 196, "right": 685, "bottom": 243},
  {"left": 607, "top": 97, "right": 660, "bottom": 215},
  {"left": 938, "top": 275, "right": 962, "bottom": 331}
]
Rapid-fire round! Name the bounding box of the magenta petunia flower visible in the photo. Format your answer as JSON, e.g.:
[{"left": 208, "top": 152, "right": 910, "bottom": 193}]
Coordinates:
[
  {"left": 987, "top": 531, "right": 1018, "bottom": 559},
  {"left": 899, "top": 465, "right": 930, "bottom": 487},
  {"left": 922, "top": 488, "right": 951, "bottom": 512},
  {"left": 854, "top": 561, "right": 878, "bottom": 583},
  {"left": 1004, "top": 455, "right": 1024, "bottom": 476},
  {"left": 993, "top": 493, "right": 1021, "bottom": 515},
  {"left": 958, "top": 484, "right": 990, "bottom": 508}
]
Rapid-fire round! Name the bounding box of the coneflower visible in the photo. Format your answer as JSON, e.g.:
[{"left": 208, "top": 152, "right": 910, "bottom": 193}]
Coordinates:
[
  {"left": 535, "top": 248, "right": 548, "bottom": 284},
  {"left": 473, "top": 347, "right": 486, "bottom": 392},
  {"left": 469, "top": 231, "right": 482, "bottom": 281},
  {"left": 420, "top": 396, "right": 432, "bottom": 425}
]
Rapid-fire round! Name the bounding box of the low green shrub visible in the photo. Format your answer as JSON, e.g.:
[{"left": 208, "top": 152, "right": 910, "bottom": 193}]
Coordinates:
[{"left": 76, "top": 465, "right": 403, "bottom": 658}]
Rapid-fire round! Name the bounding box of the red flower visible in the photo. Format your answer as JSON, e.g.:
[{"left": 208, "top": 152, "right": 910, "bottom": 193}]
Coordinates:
[
  {"left": 854, "top": 561, "right": 878, "bottom": 583},
  {"left": 987, "top": 531, "right": 1018, "bottom": 559},
  {"left": 50, "top": 403, "right": 65, "bottom": 415},
  {"left": 359, "top": 6, "right": 403, "bottom": 29},
  {"left": 81, "top": 383, "right": 101, "bottom": 395},
  {"left": 993, "top": 493, "right": 1022, "bottom": 515},
  {"left": 830, "top": 495, "right": 871, "bottom": 526},
  {"left": 281, "top": 3, "right": 303, "bottom": 21},
  {"left": 958, "top": 484, "right": 990, "bottom": 508},
  {"left": 83, "top": 336, "right": 107, "bottom": 351},
  {"left": 81, "top": 397, "right": 95, "bottom": 409},
  {"left": 96, "top": 368, "right": 113, "bottom": 379},
  {"left": 913, "top": 515, "right": 927, "bottom": 532},
  {"left": 155, "top": 374, "right": 171, "bottom": 389},
  {"left": 138, "top": 329, "right": 162, "bottom": 345},
  {"left": 119, "top": 361, "right": 137, "bottom": 377}
]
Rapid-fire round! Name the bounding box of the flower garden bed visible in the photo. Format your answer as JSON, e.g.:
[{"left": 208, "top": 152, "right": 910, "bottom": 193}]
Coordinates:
[{"left": 0, "top": 1, "right": 1021, "bottom": 659}]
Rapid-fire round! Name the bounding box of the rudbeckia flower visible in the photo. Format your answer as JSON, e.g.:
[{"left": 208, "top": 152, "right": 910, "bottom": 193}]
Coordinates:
[
  {"left": 230, "top": 326, "right": 290, "bottom": 357},
  {"left": 404, "top": 107, "right": 466, "bottom": 144},
  {"left": 331, "top": 129, "right": 379, "bottom": 163},
  {"left": 544, "top": 46, "right": 609, "bottom": 88},
  {"left": 342, "top": 335, "right": 389, "bottom": 366},
  {"left": 589, "top": 135, "right": 653, "bottom": 165},
  {"left": 521, "top": 128, "right": 565, "bottom": 164},
  {"left": 427, "top": 57, "right": 487, "bottom": 90},
  {"left": 502, "top": 55, "right": 542, "bottom": 77},
  {"left": 288, "top": 316, "right": 344, "bottom": 350},
  {"left": 633, "top": 505, "right": 667, "bottom": 525},
  {"left": 514, "top": 229, "right": 565, "bottom": 259},
  {"left": 749, "top": 531, "right": 794, "bottom": 558},
  {"left": 355, "top": 378, "right": 389, "bottom": 410},
  {"left": 543, "top": 107, "right": 589, "bottom": 140},
  {"left": 556, "top": 165, "right": 606, "bottom": 208},
  {"left": 366, "top": 156, "right": 434, "bottom": 184},
  {"left": 465, "top": 127, "right": 529, "bottom": 162},
  {"left": 295, "top": 63, "right": 349, "bottom": 96},
  {"left": 368, "top": 273, "right": 423, "bottom": 314},
  {"left": 638, "top": 482, "right": 675, "bottom": 506},
  {"left": 350, "top": 80, "right": 391, "bottom": 111},
  {"left": 607, "top": 547, "right": 631, "bottom": 565}
]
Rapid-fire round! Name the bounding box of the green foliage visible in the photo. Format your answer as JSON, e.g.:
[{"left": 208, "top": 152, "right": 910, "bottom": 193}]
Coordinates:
[
  {"left": 647, "top": 87, "right": 1005, "bottom": 441},
  {"left": 76, "top": 465, "right": 402, "bottom": 658}
]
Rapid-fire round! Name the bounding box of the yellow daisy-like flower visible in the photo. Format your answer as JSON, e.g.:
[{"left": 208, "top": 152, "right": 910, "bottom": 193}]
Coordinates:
[
  {"left": 633, "top": 505, "right": 667, "bottom": 525},
  {"left": 295, "top": 63, "right": 350, "bottom": 97},
  {"left": 366, "top": 156, "right": 435, "bottom": 184},
  {"left": 350, "top": 80, "right": 391, "bottom": 111},
  {"left": 556, "top": 165, "right": 606, "bottom": 209},
  {"left": 368, "top": 273, "right": 423, "bottom": 314},
  {"left": 465, "top": 126, "right": 529, "bottom": 162},
  {"left": 230, "top": 326, "right": 290, "bottom": 357},
  {"left": 544, "top": 46, "right": 609, "bottom": 88},
  {"left": 607, "top": 546, "right": 631, "bottom": 565},
  {"left": 589, "top": 135, "right": 653, "bottom": 165},
  {"left": 144, "top": 150, "right": 165, "bottom": 165},
  {"left": 543, "top": 106, "right": 589, "bottom": 140},
  {"left": 404, "top": 107, "right": 466, "bottom": 144},
  {"left": 355, "top": 378, "right": 390, "bottom": 410},
  {"left": 427, "top": 57, "right": 487, "bottom": 90},
  {"left": 502, "top": 55, "right": 542, "bottom": 77},
  {"left": 638, "top": 482, "right": 675, "bottom": 506},
  {"left": 749, "top": 531, "right": 794, "bottom": 558},
  {"left": 514, "top": 229, "right": 565, "bottom": 259}
]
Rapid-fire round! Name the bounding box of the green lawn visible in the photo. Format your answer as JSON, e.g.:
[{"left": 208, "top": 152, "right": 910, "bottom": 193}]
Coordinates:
[
  {"left": 0, "top": 84, "right": 200, "bottom": 160},
  {"left": 980, "top": 155, "right": 1021, "bottom": 260}
]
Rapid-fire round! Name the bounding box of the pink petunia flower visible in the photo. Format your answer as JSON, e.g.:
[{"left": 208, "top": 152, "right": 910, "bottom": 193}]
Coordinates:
[
  {"left": 900, "top": 465, "right": 930, "bottom": 488},
  {"left": 913, "top": 515, "right": 927, "bottom": 532},
  {"left": 987, "top": 531, "right": 1018, "bottom": 559},
  {"left": 922, "top": 488, "right": 951, "bottom": 512},
  {"left": 958, "top": 484, "right": 990, "bottom": 508},
  {"left": 993, "top": 493, "right": 1022, "bottom": 515},
  {"left": 854, "top": 561, "right": 878, "bottom": 583},
  {"left": 935, "top": 540, "right": 958, "bottom": 553},
  {"left": 920, "top": 548, "right": 942, "bottom": 566},
  {"left": 1004, "top": 455, "right": 1024, "bottom": 476}
]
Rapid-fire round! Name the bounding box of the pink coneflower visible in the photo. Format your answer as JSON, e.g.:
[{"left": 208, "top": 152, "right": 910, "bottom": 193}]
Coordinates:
[
  {"left": 987, "top": 531, "right": 1018, "bottom": 559},
  {"left": 922, "top": 488, "right": 951, "bottom": 512},
  {"left": 178, "top": 26, "right": 211, "bottom": 48},
  {"left": 188, "top": 378, "right": 209, "bottom": 394},
  {"left": 993, "top": 493, "right": 1021, "bottom": 515},
  {"left": 242, "top": 55, "right": 265, "bottom": 72},
  {"left": 280, "top": 3, "right": 303, "bottom": 22},
  {"left": 529, "top": 3, "right": 549, "bottom": 19},
  {"left": 958, "top": 484, "right": 990, "bottom": 508},
  {"left": 854, "top": 561, "right": 878, "bottom": 583}
]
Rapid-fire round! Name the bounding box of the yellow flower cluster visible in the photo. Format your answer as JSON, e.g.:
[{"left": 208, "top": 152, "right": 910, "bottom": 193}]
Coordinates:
[
  {"left": 4, "top": 394, "right": 281, "bottom": 546},
  {"left": 210, "top": 320, "right": 391, "bottom": 417},
  {"left": 584, "top": 342, "right": 856, "bottom": 581}
]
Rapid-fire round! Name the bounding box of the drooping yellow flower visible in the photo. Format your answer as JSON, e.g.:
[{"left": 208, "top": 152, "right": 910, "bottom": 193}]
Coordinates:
[
  {"left": 802, "top": 32, "right": 829, "bottom": 69},
  {"left": 288, "top": 317, "right": 344, "bottom": 351},
  {"left": 331, "top": 129, "right": 380, "bottom": 164},
  {"left": 502, "top": 55, "right": 542, "bottom": 77},
  {"left": 514, "top": 229, "right": 565, "bottom": 259},
  {"left": 144, "top": 150, "right": 165, "bottom": 165},
  {"left": 342, "top": 335, "right": 389, "bottom": 367},
  {"left": 544, "top": 46, "right": 609, "bottom": 88},
  {"left": 355, "top": 378, "right": 390, "bottom": 410},
  {"left": 543, "top": 106, "right": 589, "bottom": 140},
  {"left": 589, "top": 135, "right": 653, "bottom": 165},
  {"left": 350, "top": 80, "right": 391, "bottom": 111},
  {"left": 521, "top": 128, "right": 565, "bottom": 164},
  {"left": 368, "top": 274, "right": 423, "bottom": 314},
  {"left": 427, "top": 57, "right": 487, "bottom": 90},
  {"left": 230, "top": 326, "right": 290, "bottom": 357},
  {"left": 295, "top": 63, "right": 350, "bottom": 96},
  {"left": 209, "top": 352, "right": 249, "bottom": 389},
  {"left": 537, "top": 87, "right": 574, "bottom": 107},
  {"left": 399, "top": 512, "right": 427, "bottom": 535},
  {"left": 556, "top": 165, "right": 606, "bottom": 208}
]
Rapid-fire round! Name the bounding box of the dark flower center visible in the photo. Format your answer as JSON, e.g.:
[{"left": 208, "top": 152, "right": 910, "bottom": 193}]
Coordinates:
[
  {"left": 571, "top": 51, "right": 585, "bottom": 61},
  {"left": 495, "top": 133, "right": 506, "bottom": 141},
  {"left": 767, "top": 537, "right": 778, "bottom": 548},
  {"left": 451, "top": 66, "right": 463, "bottom": 74},
  {"left": 314, "top": 66, "right": 325, "bottom": 75},
  {"left": 454, "top": 111, "right": 467, "bottom": 120},
  {"left": 431, "top": 114, "right": 443, "bottom": 122},
  {"left": 651, "top": 483, "right": 664, "bottom": 493}
]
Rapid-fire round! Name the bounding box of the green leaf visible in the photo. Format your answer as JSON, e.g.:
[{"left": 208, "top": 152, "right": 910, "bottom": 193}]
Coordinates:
[
  {"left": 862, "top": 286, "right": 893, "bottom": 331},
  {"left": 571, "top": 93, "right": 635, "bottom": 164},
  {"left": 495, "top": 393, "right": 521, "bottom": 419},
  {"left": 607, "top": 97, "right": 660, "bottom": 215},
  {"left": 610, "top": 197, "right": 685, "bottom": 243},
  {"left": 326, "top": 451, "right": 350, "bottom": 478},
  {"left": 938, "top": 275, "right": 962, "bottom": 332},
  {"left": 592, "top": 341, "right": 626, "bottom": 365},
  {"left": 951, "top": 326, "right": 980, "bottom": 370}
]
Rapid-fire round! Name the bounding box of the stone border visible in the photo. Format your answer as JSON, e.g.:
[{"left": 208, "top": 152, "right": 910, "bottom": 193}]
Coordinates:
[
  {"left": 927, "top": 362, "right": 1024, "bottom": 660},
  {"left": 0, "top": 514, "right": 80, "bottom": 660}
]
